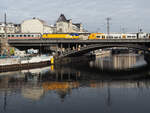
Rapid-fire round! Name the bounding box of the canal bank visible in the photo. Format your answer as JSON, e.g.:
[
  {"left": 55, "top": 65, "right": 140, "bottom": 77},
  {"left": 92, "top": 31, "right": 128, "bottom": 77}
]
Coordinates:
[
  {"left": 0, "top": 55, "right": 54, "bottom": 73},
  {"left": 0, "top": 54, "right": 95, "bottom": 73}
]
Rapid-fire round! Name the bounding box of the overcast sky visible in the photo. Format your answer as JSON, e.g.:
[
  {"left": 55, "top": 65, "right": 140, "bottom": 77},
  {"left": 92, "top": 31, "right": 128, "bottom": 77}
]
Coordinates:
[{"left": 0, "top": 0, "right": 150, "bottom": 33}]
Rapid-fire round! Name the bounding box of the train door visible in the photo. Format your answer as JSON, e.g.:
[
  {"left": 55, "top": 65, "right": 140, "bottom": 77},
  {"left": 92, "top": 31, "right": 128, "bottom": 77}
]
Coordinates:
[{"left": 122, "top": 34, "right": 126, "bottom": 39}]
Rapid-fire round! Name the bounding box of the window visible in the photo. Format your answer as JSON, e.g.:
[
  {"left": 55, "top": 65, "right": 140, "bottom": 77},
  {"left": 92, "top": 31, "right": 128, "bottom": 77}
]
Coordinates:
[
  {"left": 12, "top": 35, "right": 14, "bottom": 37},
  {"left": 20, "top": 35, "right": 22, "bottom": 37},
  {"left": 102, "top": 36, "right": 105, "bottom": 39},
  {"left": 132, "top": 36, "right": 136, "bottom": 38},
  {"left": 58, "top": 28, "right": 62, "bottom": 32},
  {"left": 28, "top": 35, "right": 30, "bottom": 37},
  {"left": 96, "top": 36, "right": 101, "bottom": 38},
  {"left": 8, "top": 35, "right": 10, "bottom": 37},
  {"left": 24, "top": 35, "right": 26, "bottom": 37}
]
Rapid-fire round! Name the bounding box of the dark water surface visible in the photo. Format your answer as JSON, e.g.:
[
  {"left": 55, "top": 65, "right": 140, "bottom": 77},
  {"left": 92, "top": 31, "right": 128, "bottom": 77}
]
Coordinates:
[{"left": 0, "top": 54, "right": 150, "bottom": 113}]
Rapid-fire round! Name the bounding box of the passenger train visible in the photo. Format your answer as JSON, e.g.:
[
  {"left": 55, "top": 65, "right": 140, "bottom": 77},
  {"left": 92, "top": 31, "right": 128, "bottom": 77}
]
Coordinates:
[
  {"left": 0, "top": 33, "right": 41, "bottom": 39},
  {"left": 0, "top": 32, "right": 149, "bottom": 40},
  {"left": 0, "top": 33, "right": 79, "bottom": 40},
  {"left": 88, "top": 33, "right": 150, "bottom": 39}
]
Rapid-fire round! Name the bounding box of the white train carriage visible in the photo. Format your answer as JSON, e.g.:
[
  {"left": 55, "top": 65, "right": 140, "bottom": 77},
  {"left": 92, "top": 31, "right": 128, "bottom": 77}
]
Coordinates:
[
  {"left": 138, "top": 33, "right": 149, "bottom": 39},
  {"left": 7, "top": 33, "right": 41, "bottom": 39},
  {"left": 0, "top": 33, "right": 41, "bottom": 39},
  {"left": 125, "top": 33, "right": 137, "bottom": 39},
  {"left": 105, "top": 33, "right": 122, "bottom": 39}
]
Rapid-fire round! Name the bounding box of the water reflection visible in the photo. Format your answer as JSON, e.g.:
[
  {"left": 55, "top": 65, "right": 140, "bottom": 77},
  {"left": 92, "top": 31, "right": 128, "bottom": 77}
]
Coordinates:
[
  {"left": 89, "top": 54, "right": 147, "bottom": 70},
  {"left": 0, "top": 54, "right": 150, "bottom": 113}
]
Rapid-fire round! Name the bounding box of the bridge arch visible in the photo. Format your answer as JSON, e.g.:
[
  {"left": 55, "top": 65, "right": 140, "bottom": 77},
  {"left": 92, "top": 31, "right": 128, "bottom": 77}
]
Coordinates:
[{"left": 61, "top": 44, "right": 150, "bottom": 57}]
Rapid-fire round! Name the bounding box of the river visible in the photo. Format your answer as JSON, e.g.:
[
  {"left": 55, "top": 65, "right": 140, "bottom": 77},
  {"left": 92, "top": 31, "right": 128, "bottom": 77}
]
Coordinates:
[{"left": 0, "top": 54, "right": 150, "bottom": 113}]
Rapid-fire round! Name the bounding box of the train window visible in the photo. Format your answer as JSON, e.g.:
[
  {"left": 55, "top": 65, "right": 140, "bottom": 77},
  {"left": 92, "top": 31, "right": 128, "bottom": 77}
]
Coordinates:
[
  {"left": 28, "top": 35, "right": 30, "bottom": 37},
  {"left": 24, "top": 35, "right": 26, "bottom": 37},
  {"left": 109, "top": 36, "right": 113, "bottom": 39},
  {"left": 0, "top": 35, "right": 1, "bottom": 37},
  {"left": 132, "top": 36, "right": 136, "bottom": 38},
  {"left": 20, "top": 35, "right": 22, "bottom": 37},
  {"left": 8, "top": 35, "right": 10, "bottom": 37},
  {"left": 32, "top": 35, "right": 34, "bottom": 37},
  {"left": 96, "top": 36, "right": 101, "bottom": 38},
  {"left": 102, "top": 36, "right": 105, "bottom": 39},
  {"left": 12, "top": 35, "right": 14, "bottom": 37},
  {"left": 16, "top": 35, "right": 19, "bottom": 37}
]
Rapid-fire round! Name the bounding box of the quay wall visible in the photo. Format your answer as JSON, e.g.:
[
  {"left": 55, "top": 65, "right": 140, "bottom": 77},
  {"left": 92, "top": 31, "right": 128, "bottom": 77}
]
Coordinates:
[{"left": 0, "top": 56, "right": 54, "bottom": 73}]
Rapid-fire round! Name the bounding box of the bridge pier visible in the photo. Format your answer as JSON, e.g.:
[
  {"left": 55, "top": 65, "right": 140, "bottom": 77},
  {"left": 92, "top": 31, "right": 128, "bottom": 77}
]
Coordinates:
[
  {"left": 60, "top": 43, "right": 63, "bottom": 55},
  {"left": 144, "top": 53, "right": 150, "bottom": 64}
]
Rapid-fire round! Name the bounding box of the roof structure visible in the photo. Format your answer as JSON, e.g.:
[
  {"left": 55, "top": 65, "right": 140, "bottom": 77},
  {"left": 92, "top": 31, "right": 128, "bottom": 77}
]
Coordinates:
[
  {"left": 73, "top": 23, "right": 81, "bottom": 28},
  {"left": 57, "top": 14, "right": 69, "bottom": 23}
]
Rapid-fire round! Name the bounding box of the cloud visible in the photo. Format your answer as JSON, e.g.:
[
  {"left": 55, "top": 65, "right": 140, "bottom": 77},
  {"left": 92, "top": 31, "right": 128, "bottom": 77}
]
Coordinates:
[{"left": 0, "top": 0, "right": 150, "bottom": 32}]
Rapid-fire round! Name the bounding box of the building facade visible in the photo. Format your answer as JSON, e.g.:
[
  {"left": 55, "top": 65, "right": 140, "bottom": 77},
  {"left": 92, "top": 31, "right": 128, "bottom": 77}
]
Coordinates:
[
  {"left": 0, "top": 22, "right": 20, "bottom": 33},
  {"left": 56, "top": 14, "right": 87, "bottom": 33},
  {"left": 21, "top": 18, "right": 53, "bottom": 34}
]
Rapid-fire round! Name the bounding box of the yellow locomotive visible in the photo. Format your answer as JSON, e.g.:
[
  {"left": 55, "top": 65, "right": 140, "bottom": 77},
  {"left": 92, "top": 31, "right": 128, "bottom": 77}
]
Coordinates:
[{"left": 42, "top": 33, "right": 79, "bottom": 39}]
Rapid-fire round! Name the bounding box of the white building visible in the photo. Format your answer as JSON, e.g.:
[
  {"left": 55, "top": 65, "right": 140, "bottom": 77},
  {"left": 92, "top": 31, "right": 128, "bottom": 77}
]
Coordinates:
[
  {"left": 21, "top": 17, "right": 53, "bottom": 34},
  {"left": 56, "top": 14, "right": 87, "bottom": 33},
  {"left": 0, "top": 22, "right": 20, "bottom": 33}
]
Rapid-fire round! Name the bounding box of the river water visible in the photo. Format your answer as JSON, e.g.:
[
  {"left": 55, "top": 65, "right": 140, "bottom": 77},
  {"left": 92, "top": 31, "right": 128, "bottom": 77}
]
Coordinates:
[{"left": 0, "top": 54, "right": 150, "bottom": 113}]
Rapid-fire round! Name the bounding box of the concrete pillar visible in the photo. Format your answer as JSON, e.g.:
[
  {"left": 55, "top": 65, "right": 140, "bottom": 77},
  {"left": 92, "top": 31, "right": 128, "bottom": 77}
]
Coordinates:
[
  {"left": 61, "top": 43, "right": 63, "bottom": 55},
  {"left": 76, "top": 44, "right": 78, "bottom": 50}
]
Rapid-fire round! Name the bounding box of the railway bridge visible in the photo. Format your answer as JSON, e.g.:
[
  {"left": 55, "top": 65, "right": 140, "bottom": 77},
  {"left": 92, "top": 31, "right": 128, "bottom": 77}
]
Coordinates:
[
  {"left": 8, "top": 39, "right": 150, "bottom": 49},
  {"left": 7, "top": 38, "right": 150, "bottom": 59},
  {"left": 7, "top": 39, "right": 150, "bottom": 58}
]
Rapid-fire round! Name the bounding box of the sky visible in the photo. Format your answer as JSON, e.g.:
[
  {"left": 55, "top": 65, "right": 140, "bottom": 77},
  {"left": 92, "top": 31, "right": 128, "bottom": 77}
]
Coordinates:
[{"left": 0, "top": 0, "right": 150, "bottom": 33}]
